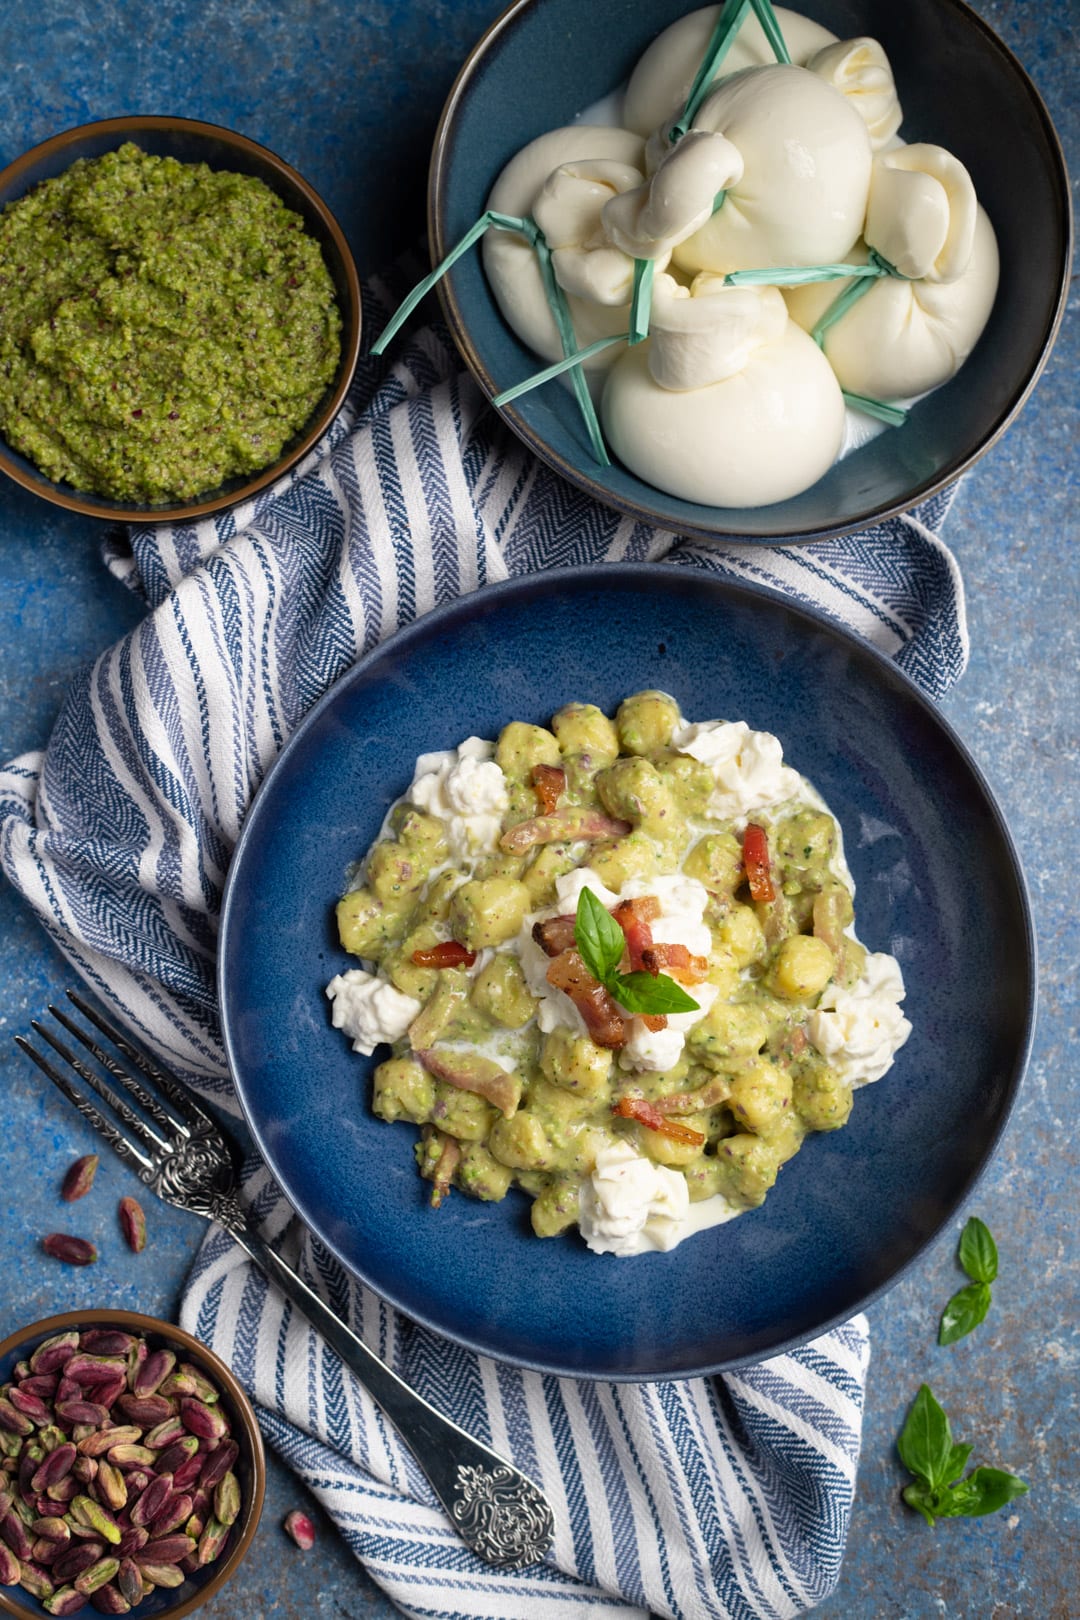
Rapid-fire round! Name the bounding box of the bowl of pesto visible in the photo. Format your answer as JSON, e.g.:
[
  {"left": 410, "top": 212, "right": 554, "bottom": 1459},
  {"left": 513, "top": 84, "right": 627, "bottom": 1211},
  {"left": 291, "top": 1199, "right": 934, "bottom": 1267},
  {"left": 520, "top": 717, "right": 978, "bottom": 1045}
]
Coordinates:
[
  {"left": 0, "top": 116, "right": 362, "bottom": 522},
  {"left": 218, "top": 567, "right": 1035, "bottom": 1380}
]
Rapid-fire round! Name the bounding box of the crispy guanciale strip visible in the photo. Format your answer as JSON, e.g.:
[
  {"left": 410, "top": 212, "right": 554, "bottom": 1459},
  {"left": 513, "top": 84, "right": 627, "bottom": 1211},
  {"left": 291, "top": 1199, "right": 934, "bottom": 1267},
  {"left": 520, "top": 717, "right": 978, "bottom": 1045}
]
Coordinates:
[
  {"left": 640, "top": 942, "right": 710, "bottom": 983},
  {"left": 416, "top": 1047, "right": 522, "bottom": 1116},
  {"left": 532, "top": 914, "right": 578, "bottom": 958},
  {"left": 419, "top": 1126, "right": 461, "bottom": 1209},
  {"left": 499, "top": 807, "right": 631, "bottom": 855},
  {"left": 612, "top": 896, "right": 660, "bottom": 971},
  {"left": 546, "top": 948, "right": 626, "bottom": 1048},
  {"left": 612, "top": 1095, "right": 706, "bottom": 1146},
  {"left": 640, "top": 1013, "right": 668, "bottom": 1032},
  {"left": 530, "top": 763, "right": 566, "bottom": 816},
  {"left": 649, "top": 1076, "right": 731, "bottom": 1115},
  {"left": 410, "top": 941, "right": 477, "bottom": 969},
  {"left": 743, "top": 822, "right": 775, "bottom": 903}
]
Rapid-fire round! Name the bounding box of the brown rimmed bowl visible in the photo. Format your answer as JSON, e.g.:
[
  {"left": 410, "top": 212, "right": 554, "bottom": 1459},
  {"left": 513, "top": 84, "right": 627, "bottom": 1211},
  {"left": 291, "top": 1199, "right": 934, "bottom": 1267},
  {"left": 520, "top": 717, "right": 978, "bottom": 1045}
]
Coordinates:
[
  {"left": 428, "top": 0, "right": 1072, "bottom": 545},
  {"left": 0, "top": 1308, "right": 265, "bottom": 1619},
  {"left": 0, "top": 116, "right": 362, "bottom": 525}
]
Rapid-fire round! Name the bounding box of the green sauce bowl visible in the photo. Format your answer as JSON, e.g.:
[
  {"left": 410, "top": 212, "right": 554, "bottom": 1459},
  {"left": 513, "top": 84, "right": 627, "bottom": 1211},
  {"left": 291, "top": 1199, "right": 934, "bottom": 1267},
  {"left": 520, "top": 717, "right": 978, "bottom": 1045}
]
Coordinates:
[{"left": 0, "top": 116, "right": 362, "bottom": 524}]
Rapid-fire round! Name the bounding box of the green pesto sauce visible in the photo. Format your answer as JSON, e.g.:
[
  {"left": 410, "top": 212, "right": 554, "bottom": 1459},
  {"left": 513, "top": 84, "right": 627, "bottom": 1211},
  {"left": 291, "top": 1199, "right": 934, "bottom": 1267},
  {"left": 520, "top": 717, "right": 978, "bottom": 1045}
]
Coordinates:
[{"left": 0, "top": 143, "right": 342, "bottom": 503}]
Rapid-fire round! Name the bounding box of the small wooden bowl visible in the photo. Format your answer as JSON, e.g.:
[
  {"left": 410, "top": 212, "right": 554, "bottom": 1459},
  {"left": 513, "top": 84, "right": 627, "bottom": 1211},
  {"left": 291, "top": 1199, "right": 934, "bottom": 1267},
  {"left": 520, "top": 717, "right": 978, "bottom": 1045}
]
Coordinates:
[
  {"left": 0, "top": 116, "right": 362, "bottom": 524},
  {"left": 0, "top": 1308, "right": 266, "bottom": 1619}
]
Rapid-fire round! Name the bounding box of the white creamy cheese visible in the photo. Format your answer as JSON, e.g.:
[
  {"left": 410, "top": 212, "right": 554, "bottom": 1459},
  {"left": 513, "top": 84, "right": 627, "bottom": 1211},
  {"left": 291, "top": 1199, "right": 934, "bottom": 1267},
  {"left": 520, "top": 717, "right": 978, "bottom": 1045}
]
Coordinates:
[
  {"left": 674, "top": 719, "right": 803, "bottom": 819},
  {"left": 807, "top": 950, "right": 912, "bottom": 1085},
  {"left": 408, "top": 737, "right": 508, "bottom": 864},
  {"left": 326, "top": 970, "right": 421, "bottom": 1056},
  {"left": 578, "top": 1138, "right": 691, "bottom": 1255}
]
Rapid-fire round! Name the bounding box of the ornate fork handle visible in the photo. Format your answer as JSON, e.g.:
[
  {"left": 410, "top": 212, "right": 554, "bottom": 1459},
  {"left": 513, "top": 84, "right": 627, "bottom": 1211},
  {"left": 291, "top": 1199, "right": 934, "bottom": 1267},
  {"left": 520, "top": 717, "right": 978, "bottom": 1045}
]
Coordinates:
[{"left": 215, "top": 1197, "right": 555, "bottom": 1570}]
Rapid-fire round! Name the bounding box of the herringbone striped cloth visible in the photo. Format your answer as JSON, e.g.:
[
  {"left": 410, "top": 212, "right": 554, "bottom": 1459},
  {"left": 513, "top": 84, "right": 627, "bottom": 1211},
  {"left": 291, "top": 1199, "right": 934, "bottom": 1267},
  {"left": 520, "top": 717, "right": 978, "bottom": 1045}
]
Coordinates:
[{"left": 0, "top": 262, "right": 968, "bottom": 1619}]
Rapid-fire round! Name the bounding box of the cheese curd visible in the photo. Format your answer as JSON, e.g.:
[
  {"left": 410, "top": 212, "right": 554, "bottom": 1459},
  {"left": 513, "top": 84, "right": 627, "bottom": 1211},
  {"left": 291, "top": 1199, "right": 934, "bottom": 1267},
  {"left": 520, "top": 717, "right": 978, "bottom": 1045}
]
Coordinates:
[
  {"left": 578, "top": 1138, "right": 691, "bottom": 1255},
  {"left": 326, "top": 970, "right": 422, "bottom": 1055},
  {"left": 329, "top": 692, "right": 912, "bottom": 1256},
  {"left": 408, "top": 737, "right": 509, "bottom": 864},
  {"left": 675, "top": 719, "right": 805, "bottom": 818},
  {"left": 807, "top": 951, "right": 912, "bottom": 1084}
]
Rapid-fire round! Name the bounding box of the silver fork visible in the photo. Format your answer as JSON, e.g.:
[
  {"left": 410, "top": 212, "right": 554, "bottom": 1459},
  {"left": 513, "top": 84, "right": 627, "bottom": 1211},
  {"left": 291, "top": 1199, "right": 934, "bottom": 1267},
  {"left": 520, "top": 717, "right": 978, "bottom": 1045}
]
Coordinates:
[{"left": 16, "top": 989, "right": 555, "bottom": 1572}]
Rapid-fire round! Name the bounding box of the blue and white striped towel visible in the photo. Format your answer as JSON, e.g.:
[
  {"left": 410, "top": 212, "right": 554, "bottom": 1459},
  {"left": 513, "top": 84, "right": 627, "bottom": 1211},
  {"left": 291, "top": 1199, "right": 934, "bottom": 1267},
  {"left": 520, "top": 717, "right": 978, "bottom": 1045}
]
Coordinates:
[{"left": 0, "top": 263, "right": 969, "bottom": 1620}]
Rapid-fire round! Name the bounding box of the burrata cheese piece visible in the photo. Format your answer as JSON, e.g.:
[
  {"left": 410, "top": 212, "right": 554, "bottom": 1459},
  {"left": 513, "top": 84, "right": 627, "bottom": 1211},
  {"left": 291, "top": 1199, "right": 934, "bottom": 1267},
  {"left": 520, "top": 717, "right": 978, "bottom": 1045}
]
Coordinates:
[
  {"left": 622, "top": 4, "right": 837, "bottom": 137},
  {"left": 660, "top": 65, "right": 873, "bottom": 276},
  {"left": 482, "top": 125, "right": 646, "bottom": 372},
  {"left": 601, "top": 277, "right": 845, "bottom": 508}
]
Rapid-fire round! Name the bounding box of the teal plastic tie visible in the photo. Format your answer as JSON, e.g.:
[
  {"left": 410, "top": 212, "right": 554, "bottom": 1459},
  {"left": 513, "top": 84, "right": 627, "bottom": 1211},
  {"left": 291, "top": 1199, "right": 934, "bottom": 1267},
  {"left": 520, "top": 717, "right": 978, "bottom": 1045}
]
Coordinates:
[
  {"left": 370, "top": 208, "right": 611, "bottom": 466},
  {"left": 492, "top": 333, "right": 630, "bottom": 408},
  {"left": 723, "top": 260, "right": 888, "bottom": 289},
  {"left": 842, "top": 391, "right": 908, "bottom": 428},
  {"left": 749, "top": 0, "right": 792, "bottom": 64},
  {"left": 628, "top": 258, "right": 655, "bottom": 346},
  {"left": 370, "top": 211, "right": 537, "bottom": 356},
  {"left": 531, "top": 234, "right": 612, "bottom": 466},
  {"left": 810, "top": 248, "right": 906, "bottom": 346},
  {"left": 669, "top": 0, "right": 752, "bottom": 140}
]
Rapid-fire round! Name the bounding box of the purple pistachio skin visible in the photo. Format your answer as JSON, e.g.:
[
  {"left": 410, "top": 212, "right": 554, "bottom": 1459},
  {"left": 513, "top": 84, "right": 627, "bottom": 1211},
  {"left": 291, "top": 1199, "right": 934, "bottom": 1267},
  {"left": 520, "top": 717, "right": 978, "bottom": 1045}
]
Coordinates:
[{"left": 61, "top": 1156, "right": 100, "bottom": 1203}]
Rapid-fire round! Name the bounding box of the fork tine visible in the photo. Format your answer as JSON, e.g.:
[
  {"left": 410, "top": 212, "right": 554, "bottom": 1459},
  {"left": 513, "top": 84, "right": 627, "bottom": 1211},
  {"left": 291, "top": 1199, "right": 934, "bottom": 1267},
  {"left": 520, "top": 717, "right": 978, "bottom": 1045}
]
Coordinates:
[
  {"left": 66, "top": 989, "right": 209, "bottom": 1133},
  {"left": 31, "top": 1018, "right": 173, "bottom": 1159},
  {"left": 15, "top": 1035, "right": 155, "bottom": 1177},
  {"left": 49, "top": 999, "right": 189, "bottom": 1140}
]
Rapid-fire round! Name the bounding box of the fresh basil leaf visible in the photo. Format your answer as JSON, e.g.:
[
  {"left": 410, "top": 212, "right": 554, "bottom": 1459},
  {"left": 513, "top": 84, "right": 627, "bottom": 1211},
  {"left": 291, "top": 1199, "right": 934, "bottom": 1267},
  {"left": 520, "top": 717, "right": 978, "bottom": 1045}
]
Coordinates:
[
  {"left": 958, "top": 1466, "right": 1030, "bottom": 1517},
  {"left": 938, "top": 1281, "right": 992, "bottom": 1346},
  {"left": 574, "top": 886, "right": 626, "bottom": 984},
  {"left": 611, "top": 971, "right": 701, "bottom": 1016},
  {"left": 897, "top": 1384, "right": 954, "bottom": 1490},
  {"left": 901, "top": 1482, "right": 939, "bottom": 1527},
  {"left": 958, "top": 1216, "right": 998, "bottom": 1284},
  {"left": 943, "top": 1441, "right": 973, "bottom": 1484}
]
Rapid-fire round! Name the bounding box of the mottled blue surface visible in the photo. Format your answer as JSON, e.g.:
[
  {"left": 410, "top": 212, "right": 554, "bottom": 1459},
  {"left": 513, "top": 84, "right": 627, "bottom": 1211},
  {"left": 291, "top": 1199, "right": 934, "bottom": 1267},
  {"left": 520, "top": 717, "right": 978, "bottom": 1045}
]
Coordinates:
[
  {"left": 221, "top": 568, "right": 1033, "bottom": 1378},
  {"left": 0, "top": 1, "right": 1075, "bottom": 1617}
]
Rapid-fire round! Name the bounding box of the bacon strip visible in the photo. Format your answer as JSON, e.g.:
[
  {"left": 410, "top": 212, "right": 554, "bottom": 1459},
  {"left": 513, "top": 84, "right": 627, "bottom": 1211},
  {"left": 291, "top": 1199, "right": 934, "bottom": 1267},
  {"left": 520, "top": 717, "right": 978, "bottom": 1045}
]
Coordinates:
[
  {"left": 649, "top": 1077, "right": 731, "bottom": 1116},
  {"left": 640, "top": 1013, "right": 668, "bottom": 1033},
  {"left": 416, "top": 1048, "right": 521, "bottom": 1116},
  {"left": 612, "top": 897, "right": 659, "bottom": 971},
  {"left": 639, "top": 942, "right": 710, "bottom": 983},
  {"left": 546, "top": 948, "right": 626, "bottom": 1048},
  {"left": 530, "top": 763, "right": 566, "bottom": 816},
  {"left": 613, "top": 1096, "right": 706, "bottom": 1146},
  {"left": 499, "top": 808, "right": 631, "bottom": 855},
  {"left": 743, "top": 823, "right": 775, "bottom": 903},
  {"left": 410, "top": 941, "right": 477, "bottom": 969},
  {"left": 532, "top": 914, "right": 578, "bottom": 958}
]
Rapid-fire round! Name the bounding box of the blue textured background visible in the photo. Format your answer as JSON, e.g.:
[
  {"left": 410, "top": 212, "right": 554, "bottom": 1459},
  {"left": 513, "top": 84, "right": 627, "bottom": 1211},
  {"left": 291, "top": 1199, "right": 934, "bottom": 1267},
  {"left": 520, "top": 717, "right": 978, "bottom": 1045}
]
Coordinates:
[{"left": 0, "top": 2, "right": 1075, "bottom": 1617}]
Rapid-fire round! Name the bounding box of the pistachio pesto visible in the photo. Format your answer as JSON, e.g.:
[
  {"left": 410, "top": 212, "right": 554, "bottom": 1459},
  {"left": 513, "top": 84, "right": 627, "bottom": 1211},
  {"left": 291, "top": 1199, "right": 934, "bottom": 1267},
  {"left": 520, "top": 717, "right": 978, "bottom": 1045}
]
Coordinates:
[
  {"left": 0, "top": 143, "right": 341, "bottom": 502},
  {"left": 326, "top": 693, "right": 912, "bottom": 1253}
]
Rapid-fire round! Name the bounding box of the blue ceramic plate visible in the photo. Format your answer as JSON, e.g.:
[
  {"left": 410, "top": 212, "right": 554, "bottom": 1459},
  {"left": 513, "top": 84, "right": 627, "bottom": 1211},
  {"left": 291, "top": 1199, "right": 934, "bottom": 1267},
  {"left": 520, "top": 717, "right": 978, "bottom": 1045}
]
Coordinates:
[
  {"left": 219, "top": 567, "right": 1035, "bottom": 1379},
  {"left": 428, "top": 0, "right": 1070, "bottom": 544}
]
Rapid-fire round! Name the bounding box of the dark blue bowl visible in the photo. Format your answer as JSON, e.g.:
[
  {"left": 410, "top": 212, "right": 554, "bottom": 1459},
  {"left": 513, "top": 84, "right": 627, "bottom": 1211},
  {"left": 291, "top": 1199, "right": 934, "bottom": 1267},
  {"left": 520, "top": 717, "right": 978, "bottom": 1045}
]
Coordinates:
[
  {"left": 219, "top": 567, "right": 1035, "bottom": 1379},
  {"left": 428, "top": 0, "right": 1071, "bottom": 544}
]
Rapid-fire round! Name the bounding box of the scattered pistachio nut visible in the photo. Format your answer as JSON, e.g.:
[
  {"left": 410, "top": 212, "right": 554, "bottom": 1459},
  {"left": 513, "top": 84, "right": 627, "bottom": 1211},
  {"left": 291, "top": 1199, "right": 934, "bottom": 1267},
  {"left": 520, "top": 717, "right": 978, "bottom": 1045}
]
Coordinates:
[
  {"left": 0, "top": 1327, "right": 241, "bottom": 1611},
  {"left": 60, "top": 1154, "right": 100, "bottom": 1203},
  {"left": 118, "top": 1195, "right": 148, "bottom": 1255},
  {"left": 283, "top": 1508, "right": 316, "bottom": 1550},
  {"left": 41, "top": 1234, "right": 98, "bottom": 1267}
]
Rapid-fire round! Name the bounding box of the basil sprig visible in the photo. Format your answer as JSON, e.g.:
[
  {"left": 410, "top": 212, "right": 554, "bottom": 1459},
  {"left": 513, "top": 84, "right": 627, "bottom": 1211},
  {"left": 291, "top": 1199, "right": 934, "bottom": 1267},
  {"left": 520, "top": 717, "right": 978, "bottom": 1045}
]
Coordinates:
[
  {"left": 574, "top": 888, "right": 700, "bottom": 1017},
  {"left": 898, "top": 1385, "right": 1028, "bottom": 1525},
  {"left": 939, "top": 1217, "right": 998, "bottom": 1346}
]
